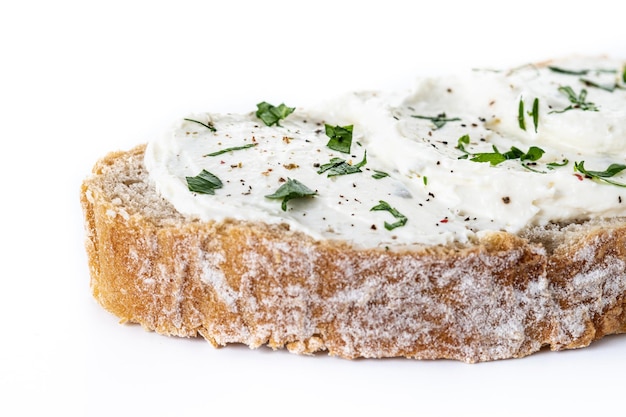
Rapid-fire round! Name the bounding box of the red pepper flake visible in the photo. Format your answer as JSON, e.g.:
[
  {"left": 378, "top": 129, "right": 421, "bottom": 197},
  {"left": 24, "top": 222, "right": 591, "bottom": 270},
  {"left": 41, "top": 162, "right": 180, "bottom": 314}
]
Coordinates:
[
  {"left": 440, "top": 218, "right": 449, "bottom": 223},
  {"left": 574, "top": 173, "right": 584, "bottom": 181}
]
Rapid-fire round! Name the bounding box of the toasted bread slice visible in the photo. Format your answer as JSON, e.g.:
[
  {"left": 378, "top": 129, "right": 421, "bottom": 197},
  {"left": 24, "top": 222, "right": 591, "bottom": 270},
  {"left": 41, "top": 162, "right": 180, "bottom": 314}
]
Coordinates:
[{"left": 81, "top": 145, "right": 626, "bottom": 362}]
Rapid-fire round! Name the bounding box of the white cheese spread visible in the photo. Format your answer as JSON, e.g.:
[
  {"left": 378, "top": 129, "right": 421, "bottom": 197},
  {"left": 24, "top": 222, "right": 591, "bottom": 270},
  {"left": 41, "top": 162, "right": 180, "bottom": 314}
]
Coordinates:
[{"left": 145, "top": 57, "right": 626, "bottom": 247}]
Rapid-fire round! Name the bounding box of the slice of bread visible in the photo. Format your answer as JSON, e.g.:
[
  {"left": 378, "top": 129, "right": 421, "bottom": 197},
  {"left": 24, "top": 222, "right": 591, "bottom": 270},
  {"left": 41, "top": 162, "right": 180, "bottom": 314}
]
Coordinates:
[{"left": 81, "top": 145, "right": 626, "bottom": 362}]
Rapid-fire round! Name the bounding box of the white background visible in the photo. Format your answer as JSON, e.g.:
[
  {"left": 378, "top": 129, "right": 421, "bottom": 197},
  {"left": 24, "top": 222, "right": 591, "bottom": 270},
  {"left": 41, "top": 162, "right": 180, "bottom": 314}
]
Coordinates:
[{"left": 1, "top": 1, "right": 624, "bottom": 416}]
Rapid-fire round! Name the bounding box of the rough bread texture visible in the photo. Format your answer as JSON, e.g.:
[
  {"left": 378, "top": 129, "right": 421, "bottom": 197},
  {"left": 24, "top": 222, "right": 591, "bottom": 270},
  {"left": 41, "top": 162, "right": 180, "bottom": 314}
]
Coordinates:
[{"left": 81, "top": 145, "right": 626, "bottom": 362}]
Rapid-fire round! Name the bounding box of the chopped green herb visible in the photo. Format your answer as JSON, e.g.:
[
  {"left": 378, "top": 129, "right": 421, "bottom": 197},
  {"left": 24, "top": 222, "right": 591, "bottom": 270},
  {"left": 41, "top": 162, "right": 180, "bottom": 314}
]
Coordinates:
[
  {"left": 325, "top": 124, "right": 354, "bottom": 153},
  {"left": 423, "top": 176, "right": 428, "bottom": 185},
  {"left": 411, "top": 113, "right": 461, "bottom": 129},
  {"left": 471, "top": 148, "right": 507, "bottom": 166},
  {"left": 317, "top": 158, "right": 348, "bottom": 175},
  {"left": 549, "top": 86, "right": 598, "bottom": 113},
  {"left": 519, "top": 97, "right": 539, "bottom": 132},
  {"left": 518, "top": 99, "right": 526, "bottom": 131},
  {"left": 186, "top": 169, "right": 223, "bottom": 194},
  {"left": 184, "top": 118, "right": 216, "bottom": 132},
  {"left": 521, "top": 146, "right": 545, "bottom": 162},
  {"left": 265, "top": 178, "right": 316, "bottom": 211},
  {"left": 574, "top": 161, "right": 626, "bottom": 187},
  {"left": 579, "top": 78, "right": 619, "bottom": 92},
  {"left": 530, "top": 98, "right": 539, "bottom": 132},
  {"left": 470, "top": 145, "right": 544, "bottom": 166},
  {"left": 204, "top": 143, "right": 258, "bottom": 156},
  {"left": 458, "top": 135, "right": 545, "bottom": 167},
  {"left": 457, "top": 134, "right": 470, "bottom": 149},
  {"left": 456, "top": 134, "right": 471, "bottom": 159},
  {"left": 623, "top": 66, "right": 626, "bottom": 83},
  {"left": 317, "top": 152, "right": 367, "bottom": 177},
  {"left": 548, "top": 66, "right": 616, "bottom": 76},
  {"left": 255, "top": 102, "right": 295, "bottom": 126},
  {"left": 547, "top": 159, "right": 569, "bottom": 169},
  {"left": 371, "top": 170, "right": 390, "bottom": 179},
  {"left": 548, "top": 66, "right": 590, "bottom": 76},
  {"left": 370, "top": 200, "right": 408, "bottom": 230}
]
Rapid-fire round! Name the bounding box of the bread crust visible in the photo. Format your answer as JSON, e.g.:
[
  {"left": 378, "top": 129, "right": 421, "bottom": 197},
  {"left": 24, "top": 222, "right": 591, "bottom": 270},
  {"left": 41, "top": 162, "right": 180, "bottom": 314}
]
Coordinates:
[{"left": 81, "top": 146, "right": 626, "bottom": 362}]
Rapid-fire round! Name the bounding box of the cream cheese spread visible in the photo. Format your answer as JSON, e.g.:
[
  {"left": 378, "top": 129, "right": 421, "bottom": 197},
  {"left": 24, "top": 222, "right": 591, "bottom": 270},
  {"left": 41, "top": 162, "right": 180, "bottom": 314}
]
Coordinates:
[{"left": 145, "top": 57, "right": 626, "bottom": 247}]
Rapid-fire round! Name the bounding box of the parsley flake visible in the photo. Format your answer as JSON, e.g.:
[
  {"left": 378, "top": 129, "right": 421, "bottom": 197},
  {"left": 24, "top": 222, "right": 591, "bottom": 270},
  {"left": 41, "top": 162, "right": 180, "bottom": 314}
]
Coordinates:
[
  {"left": 547, "top": 159, "right": 569, "bottom": 169},
  {"left": 456, "top": 134, "right": 471, "bottom": 159},
  {"left": 204, "top": 143, "right": 258, "bottom": 157},
  {"left": 325, "top": 124, "right": 354, "bottom": 153},
  {"left": 549, "top": 86, "right": 598, "bottom": 113},
  {"left": 371, "top": 170, "right": 390, "bottom": 179},
  {"left": 470, "top": 145, "right": 544, "bottom": 166},
  {"left": 184, "top": 118, "right": 216, "bottom": 132},
  {"left": 255, "top": 102, "right": 295, "bottom": 126},
  {"left": 548, "top": 66, "right": 590, "bottom": 76},
  {"left": 411, "top": 113, "right": 461, "bottom": 129},
  {"left": 530, "top": 98, "right": 539, "bottom": 132},
  {"left": 579, "top": 78, "right": 620, "bottom": 93},
  {"left": 519, "top": 98, "right": 539, "bottom": 132},
  {"left": 548, "top": 66, "right": 617, "bottom": 76},
  {"left": 521, "top": 146, "right": 545, "bottom": 162},
  {"left": 370, "top": 200, "right": 407, "bottom": 230},
  {"left": 470, "top": 148, "right": 506, "bottom": 166},
  {"left": 317, "top": 152, "right": 367, "bottom": 177},
  {"left": 265, "top": 178, "right": 316, "bottom": 211},
  {"left": 186, "top": 169, "right": 223, "bottom": 194},
  {"left": 574, "top": 161, "right": 626, "bottom": 187}
]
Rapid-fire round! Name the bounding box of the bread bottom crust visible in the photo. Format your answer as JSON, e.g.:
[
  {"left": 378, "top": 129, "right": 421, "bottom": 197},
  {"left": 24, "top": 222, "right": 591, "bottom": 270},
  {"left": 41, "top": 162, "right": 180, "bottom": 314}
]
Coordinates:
[{"left": 81, "top": 147, "right": 626, "bottom": 362}]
